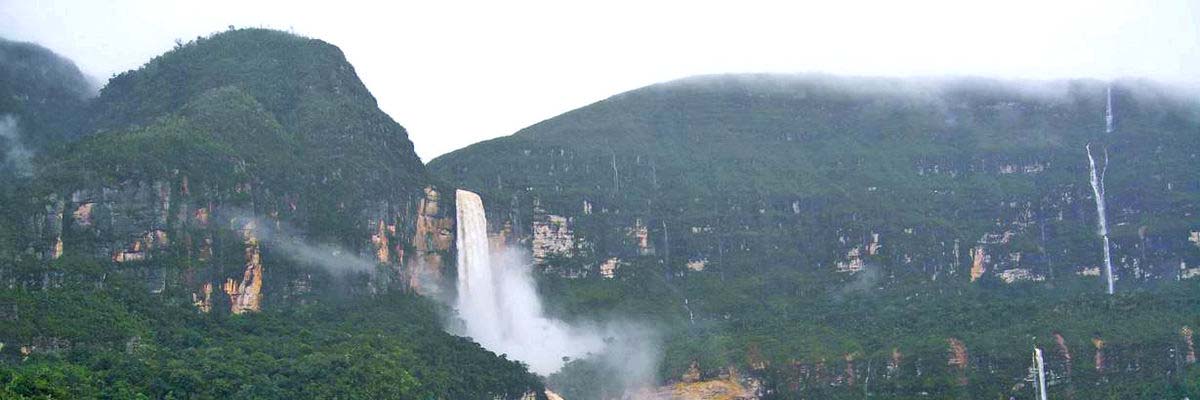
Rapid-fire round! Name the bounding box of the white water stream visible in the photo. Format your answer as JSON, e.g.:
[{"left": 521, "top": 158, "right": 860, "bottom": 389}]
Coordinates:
[
  {"left": 454, "top": 190, "right": 605, "bottom": 375},
  {"left": 1087, "top": 85, "right": 1116, "bottom": 295}
]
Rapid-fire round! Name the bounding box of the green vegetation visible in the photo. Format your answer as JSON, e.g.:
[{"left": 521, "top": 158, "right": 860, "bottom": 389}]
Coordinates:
[
  {"left": 1, "top": 29, "right": 544, "bottom": 399},
  {"left": 0, "top": 37, "right": 92, "bottom": 155},
  {"left": 80, "top": 28, "right": 429, "bottom": 242},
  {"left": 0, "top": 258, "right": 543, "bottom": 399},
  {"left": 431, "top": 75, "right": 1200, "bottom": 398}
]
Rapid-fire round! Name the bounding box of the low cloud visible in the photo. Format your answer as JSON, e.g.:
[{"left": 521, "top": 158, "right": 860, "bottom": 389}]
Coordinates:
[
  {"left": 219, "top": 209, "right": 377, "bottom": 275},
  {"left": 1, "top": 115, "right": 32, "bottom": 177}
]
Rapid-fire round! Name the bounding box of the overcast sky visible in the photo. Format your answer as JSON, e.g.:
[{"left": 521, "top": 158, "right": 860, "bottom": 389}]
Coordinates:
[{"left": 2, "top": 0, "right": 1197, "bottom": 161}]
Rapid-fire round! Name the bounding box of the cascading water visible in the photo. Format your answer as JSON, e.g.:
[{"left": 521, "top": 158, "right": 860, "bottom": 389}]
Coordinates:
[
  {"left": 1086, "top": 144, "right": 1114, "bottom": 294},
  {"left": 1032, "top": 347, "right": 1048, "bottom": 400},
  {"left": 1087, "top": 85, "right": 1115, "bottom": 295},
  {"left": 455, "top": 190, "right": 501, "bottom": 340},
  {"left": 454, "top": 190, "right": 605, "bottom": 375}
]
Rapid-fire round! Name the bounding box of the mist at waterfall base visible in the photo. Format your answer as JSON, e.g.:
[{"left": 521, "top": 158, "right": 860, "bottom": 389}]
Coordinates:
[{"left": 451, "top": 190, "right": 660, "bottom": 387}]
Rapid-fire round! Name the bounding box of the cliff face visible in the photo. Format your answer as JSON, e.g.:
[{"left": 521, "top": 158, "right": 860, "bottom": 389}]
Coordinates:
[
  {"left": 432, "top": 76, "right": 1200, "bottom": 286},
  {"left": 0, "top": 30, "right": 553, "bottom": 399},
  {"left": 8, "top": 29, "right": 453, "bottom": 312},
  {"left": 432, "top": 75, "right": 1200, "bottom": 397},
  {"left": 406, "top": 186, "right": 455, "bottom": 293}
]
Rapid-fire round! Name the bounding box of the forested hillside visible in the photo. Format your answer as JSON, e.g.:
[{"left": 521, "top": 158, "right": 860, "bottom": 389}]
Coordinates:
[
  {"left": 0, "top": 38, "right": 93, "bottom": 178},
  {"left": 430, "top": 75, "right": 1200, "bottom": 398},
  {"left": 0, "top": 29, "right": 544, "bottom": 399}
]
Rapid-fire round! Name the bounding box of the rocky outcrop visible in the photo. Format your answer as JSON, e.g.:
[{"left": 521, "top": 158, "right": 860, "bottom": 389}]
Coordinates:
[
  {"left": 998, "top": 268, "right": 1045, "bottom": 283},
  {"left": 1183, "top": 326, "right": 1196, "bottom": 365},
  {"left": 533, "top": 208, "right": 574, "bottom": 265},
  {"left": 407, "top": 186, "right": 454, "bottom": 292},
  {"left": 969, "top": 247, "right": 986, "bottom": 282},
  {"left": 836, "top": 246, "right": 866, "bottom": 273},
  {"left": 947, "top": 338, "right": 969, "bottom": 385},
  {"left": 192, "top": 282, "right": 213, "bottom": 313},
  {"left": 223, "top": 219, "right": 263, "bottom": 314},
  {"left": 47, "top": 180, "right": 180, "bottom": 263},
  {"left": 599, "top": 257, "right": 621, "bottom": 279},
  {"left": 1092, "top": 335, "right": 1106, "bottom": 372},
  {"left": 1053, "top": 332, "right": 1072, "bottom": 376},
  {"left": 370, "top": 220, "right": 390, "bottom": 264},
  {"left": 627, "top": 219, "right": 654, "bottom": 256},
  {"left": 632, "top": 365, "right": 761, "bottom": 400},
  {"left": 16, "top": 175, "right": 445, "bottom": 311}
]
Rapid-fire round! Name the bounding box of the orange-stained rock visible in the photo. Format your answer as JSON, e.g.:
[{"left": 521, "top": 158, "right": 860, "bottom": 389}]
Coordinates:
[
  {"left": 1054, "top": 332, "right": 1073, "bottom": 375},
  {"left": 1183, "top": 326, "right": 1196, "bottom": 364},
  {"left": 113, "top": 230, "right": 169, "bottom": 263},
  {"left": 627, "top": 218, "right": 654, "bottom": 256},
  {"left": 1092, "top": 336, "right": 1105, "bottom": 372},
  {"left": 72, "top": 202, "right": 95, "bottom": 227},
  {"left": 408, "top": 186, "right": 454, "bottom": 292},
  {"left": 970, "top": 247, "right": 986, "bottom": 282},
  {"left": 224, "top": 220, "right": 263, "bottom": 314},
  {"left": 192, "top": 282, "right": 213, "bottom": 313},
  {"left": 371, "top": 220, "right": 389, "bottom": 264},
  {"left": 629, "top": 369, "right": 761, "bottom": 400},
  {"left": 947, "top": 338, "right": 969, "bottom": 385}
]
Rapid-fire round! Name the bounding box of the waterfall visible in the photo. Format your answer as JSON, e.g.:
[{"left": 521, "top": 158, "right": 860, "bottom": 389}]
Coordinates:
[
  {"left": 1087, "top": 84, "right": 1116, "bottom": 295},
  {"left": 1086, "top": 144, "right": 1114, "bottom": 294},
  {"left": 1033, "top": 347, "right": 1048, "bottom": 400},
  {"left": 1105, "top": 85, "right": 1115, "bottom": 134},
  {"left": 455, "top": 190, "right": 502, "bottom": 338},
  {"left": 454, "top": 190, "right": 605, "bottom": 375}
]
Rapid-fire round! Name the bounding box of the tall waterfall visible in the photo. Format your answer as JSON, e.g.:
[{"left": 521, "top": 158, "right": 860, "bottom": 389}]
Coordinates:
[
  {"left": 1087, "top": 85, "right": 1115, "bottom": 295},
  {"left": 1086, "top": 144, "right": 1114, "bottom": 294},
  {"left": 454, "top": 190, "right": 605, "bottom": 375},
  {"left": 1105, "top": 85, "right": 1115, "bottom": 134},
  {"left": 1032, "top": 347, "right": 1048, "bottom": 400}
]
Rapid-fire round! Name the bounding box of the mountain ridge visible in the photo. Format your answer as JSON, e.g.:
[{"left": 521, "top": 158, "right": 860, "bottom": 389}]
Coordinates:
[{"left": 430, "top": 73, "right": 1200, "bottom": 398}]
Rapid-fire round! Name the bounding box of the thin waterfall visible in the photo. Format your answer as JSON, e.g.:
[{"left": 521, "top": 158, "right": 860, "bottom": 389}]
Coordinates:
[
  {"left": 1105, "top": 85, "right": 1114, "bottom": 134},
  {"left": 1087, "top": 85, "right": 1115, "bottom": 295},
  {"left": 1033, "top": 347, "right": 1048, "bottom": 400}
]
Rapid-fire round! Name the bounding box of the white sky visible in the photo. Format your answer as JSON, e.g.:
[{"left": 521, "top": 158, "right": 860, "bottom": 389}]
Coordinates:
[{"left": 2, "top": 0, "right": 1197, "bottom": 161}]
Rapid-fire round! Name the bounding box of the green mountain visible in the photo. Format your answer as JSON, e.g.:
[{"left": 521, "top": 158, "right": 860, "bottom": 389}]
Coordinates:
[
  {"left": 430, "top": 74, "right": 1200, "bottom": 398},
  {"left": 0, "top": 38, "right": 92, "bottom": 176},
  {"left": 0, "top": 29, "right": 544, "bottom": 399}
]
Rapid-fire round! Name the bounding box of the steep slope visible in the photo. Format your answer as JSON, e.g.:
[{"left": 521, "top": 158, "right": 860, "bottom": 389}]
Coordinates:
[
  {"left": 82, "top": 28, "right": 430, "bottom": 239},
  {"left": 0, "top": 37, "right": 92, "bottom": 175},
  {"left": 433, "top": 75, "right": 1199, "bottom": 283},
  {"left": 0, "top": 37, "right": 93, "bottom": 278},
  {"left": 430, "top": 74, "right": 1200, "bottom": 398},
  {"left": 1, "top": 30, "right": 545, "bottom": 399},
  {"left": 20, "top": 29, "right": 456, "bottom": 298}
]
